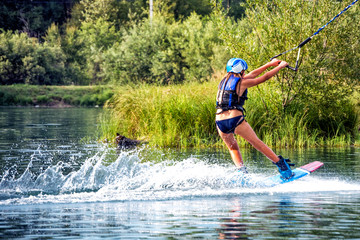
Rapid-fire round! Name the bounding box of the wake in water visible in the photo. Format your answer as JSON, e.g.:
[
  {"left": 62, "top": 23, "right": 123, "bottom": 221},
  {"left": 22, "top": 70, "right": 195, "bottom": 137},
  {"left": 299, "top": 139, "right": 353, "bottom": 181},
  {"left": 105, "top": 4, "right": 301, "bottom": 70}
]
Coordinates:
[{"left": 1, "top": 146, "right": 360, "bottom": 205}]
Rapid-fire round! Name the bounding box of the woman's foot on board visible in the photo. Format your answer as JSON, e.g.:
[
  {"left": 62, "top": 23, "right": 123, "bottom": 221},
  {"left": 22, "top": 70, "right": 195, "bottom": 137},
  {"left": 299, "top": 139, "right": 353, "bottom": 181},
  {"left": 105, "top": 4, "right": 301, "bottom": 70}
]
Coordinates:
[{"left": 275, "top": 156, "right": 294, "bottom": 179}]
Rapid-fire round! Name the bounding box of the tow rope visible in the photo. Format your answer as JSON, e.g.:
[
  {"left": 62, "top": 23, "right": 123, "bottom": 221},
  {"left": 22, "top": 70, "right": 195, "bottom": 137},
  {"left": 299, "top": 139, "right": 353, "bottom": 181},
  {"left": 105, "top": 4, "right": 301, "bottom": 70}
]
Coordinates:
[{"left": 271, "top": 0, "right": 359, "bottom": 71}]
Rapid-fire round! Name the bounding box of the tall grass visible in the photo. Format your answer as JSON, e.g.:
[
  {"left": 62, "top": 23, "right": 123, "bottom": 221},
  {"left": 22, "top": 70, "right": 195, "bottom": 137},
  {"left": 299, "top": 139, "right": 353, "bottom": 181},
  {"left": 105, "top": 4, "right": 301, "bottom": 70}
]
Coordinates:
[
  {"left": 102, "top": 82, "right": 218, "bottom": 148},
  {"left": 101, "top": 77, "right": 358, "bottom": 148}
]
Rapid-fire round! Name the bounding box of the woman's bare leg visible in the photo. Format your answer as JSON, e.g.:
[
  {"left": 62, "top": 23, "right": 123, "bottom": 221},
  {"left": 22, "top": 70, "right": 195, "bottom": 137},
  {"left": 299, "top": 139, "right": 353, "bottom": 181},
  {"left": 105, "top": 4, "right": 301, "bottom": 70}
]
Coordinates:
[
  {"left": 234, "top": 121, "right": 279, "bottom": 163},
  {"left": 217, "top": 127, "right": 244, "bottom": 167}
]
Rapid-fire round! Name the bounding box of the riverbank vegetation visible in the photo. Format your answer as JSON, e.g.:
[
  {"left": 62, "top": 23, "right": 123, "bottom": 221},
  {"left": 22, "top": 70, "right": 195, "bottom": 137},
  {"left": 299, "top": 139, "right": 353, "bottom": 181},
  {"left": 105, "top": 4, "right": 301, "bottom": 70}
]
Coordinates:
[
  {"left": 100, "top": 0, "right": 359, "bottom": 148},
  {"left": 101, "top": 80, "right": 359, "bottom": 148},
  {"left": 0, "top": 0, "right": 359, "bottom": 148},
  {"left": 0, "top": 84, "right": 114, "bottom": 107}
]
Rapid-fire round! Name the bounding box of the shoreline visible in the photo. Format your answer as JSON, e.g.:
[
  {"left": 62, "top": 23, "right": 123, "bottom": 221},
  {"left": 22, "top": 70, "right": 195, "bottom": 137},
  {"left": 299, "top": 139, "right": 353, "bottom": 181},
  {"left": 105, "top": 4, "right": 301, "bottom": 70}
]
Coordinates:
[
  {"left": 0, "top": 101, "right": 100, "bottom": 108},
  {"left": 0, "top": 84, "right": 114, "bottom": 107}
]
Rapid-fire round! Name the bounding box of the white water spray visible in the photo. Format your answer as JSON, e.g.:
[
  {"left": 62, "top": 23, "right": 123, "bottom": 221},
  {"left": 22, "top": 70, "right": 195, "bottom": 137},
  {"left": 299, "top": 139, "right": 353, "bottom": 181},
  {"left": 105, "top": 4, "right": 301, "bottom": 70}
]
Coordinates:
[{"left": 1, "top": 147, "right": 360, "bottom": 205}]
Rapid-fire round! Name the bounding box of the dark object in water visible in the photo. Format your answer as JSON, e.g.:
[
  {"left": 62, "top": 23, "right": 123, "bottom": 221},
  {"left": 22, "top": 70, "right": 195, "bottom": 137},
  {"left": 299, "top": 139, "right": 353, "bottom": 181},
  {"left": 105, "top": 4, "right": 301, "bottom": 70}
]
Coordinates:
[{"left": 116, "top": 133, "right": 145, "bottom": 149}]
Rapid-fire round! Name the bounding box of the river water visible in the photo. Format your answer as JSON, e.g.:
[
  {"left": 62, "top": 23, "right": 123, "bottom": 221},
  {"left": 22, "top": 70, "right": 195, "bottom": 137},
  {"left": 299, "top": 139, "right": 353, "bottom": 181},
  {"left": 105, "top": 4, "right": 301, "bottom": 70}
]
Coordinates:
[{"left": 0, "top": 107, "right": 360, "bottom": 239}]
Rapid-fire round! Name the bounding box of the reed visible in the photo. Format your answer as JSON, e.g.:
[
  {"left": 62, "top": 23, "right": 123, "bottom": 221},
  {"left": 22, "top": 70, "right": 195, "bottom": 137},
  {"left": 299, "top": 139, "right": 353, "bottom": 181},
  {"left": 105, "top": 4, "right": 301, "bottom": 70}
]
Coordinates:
[
  {"left": 102, "top": 82, "right": 218, "bottom": 147},
  {"left": 100, "top": 78, "right": 358, "bottom": 148}
]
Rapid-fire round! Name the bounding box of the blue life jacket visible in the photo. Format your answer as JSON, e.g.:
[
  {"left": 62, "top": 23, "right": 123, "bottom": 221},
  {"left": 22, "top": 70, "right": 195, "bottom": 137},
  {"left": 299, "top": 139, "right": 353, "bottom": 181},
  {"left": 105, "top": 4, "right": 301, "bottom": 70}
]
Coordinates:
[{"left": 216, "top": 75, "right": 248, "bottom": 113}]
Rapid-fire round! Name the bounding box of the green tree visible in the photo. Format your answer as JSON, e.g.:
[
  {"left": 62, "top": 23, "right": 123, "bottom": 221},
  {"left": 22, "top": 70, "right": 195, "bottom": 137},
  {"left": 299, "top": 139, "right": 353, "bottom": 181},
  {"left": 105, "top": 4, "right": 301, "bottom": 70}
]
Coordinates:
[
  {"left": 103, "top": 17, "right": 169, "bottom": 85},
  {"left": 79, "top": 18, "right": 120, "bottom": 84},
  {"left": 170, "top": 0, "right": 212, "bottom": 20},
  {"left": 103, "top": 13, "right": 225, "bottom": 85},
  {"left": 0, "top": 0, "right": 75, "bottom": 39},
  {"left": 0, "top": 30, "right": 65, "bottom": 85},
  {"left": 70, "top": 0, "right": 148, "bottom": 30},
  {"left": 44, "top": 23, "right": 88, "bottom": 85},
  {"left": 58, "top": 0, "right": 121, "bottom": 85}
]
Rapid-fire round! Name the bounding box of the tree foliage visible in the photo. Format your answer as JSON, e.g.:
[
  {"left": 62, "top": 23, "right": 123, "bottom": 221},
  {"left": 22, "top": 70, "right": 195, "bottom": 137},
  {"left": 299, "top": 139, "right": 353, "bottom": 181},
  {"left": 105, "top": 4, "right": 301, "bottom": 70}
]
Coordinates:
[
  {"left": 103, "top": 13, "right": 226, "bottom": 85},
  {"left": 0, "top": 0, "right": 75, "bottom": 38},
  {"left": 216, "top": 0, "right": 359, "bottom": 103},
  {"left": 0, "top": 0, "right": 358, "bottom": 92},
  {"left": 214, "top": 0, "right": 359, "bottom": 137},
  {"left": 0, "top": 30, "right": 66, "bottom": 85}
]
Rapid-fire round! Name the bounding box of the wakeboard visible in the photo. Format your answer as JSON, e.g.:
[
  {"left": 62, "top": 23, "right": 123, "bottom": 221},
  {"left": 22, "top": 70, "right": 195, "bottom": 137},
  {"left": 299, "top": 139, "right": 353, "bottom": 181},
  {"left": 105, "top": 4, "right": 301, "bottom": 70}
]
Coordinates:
[{"left": 261, "top": 161, "right": 324, "bottom": 187}]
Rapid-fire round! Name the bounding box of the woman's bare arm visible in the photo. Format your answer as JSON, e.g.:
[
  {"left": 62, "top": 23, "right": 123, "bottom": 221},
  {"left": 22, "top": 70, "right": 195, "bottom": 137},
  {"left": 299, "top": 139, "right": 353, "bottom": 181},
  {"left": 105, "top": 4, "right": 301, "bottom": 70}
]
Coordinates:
[
  {"left": 241, "top": 61, "right": 288, "bottom": 89},
  {"left": 243, "top": 59, "right": 282, "bottom": 79}
]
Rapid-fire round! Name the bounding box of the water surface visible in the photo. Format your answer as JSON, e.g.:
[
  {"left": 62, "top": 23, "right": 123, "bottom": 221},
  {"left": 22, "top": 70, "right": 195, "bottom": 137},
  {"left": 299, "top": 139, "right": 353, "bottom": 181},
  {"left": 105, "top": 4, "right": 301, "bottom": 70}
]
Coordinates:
[{"left": 0, "top": 108, "right": 360, "bottom": 239}]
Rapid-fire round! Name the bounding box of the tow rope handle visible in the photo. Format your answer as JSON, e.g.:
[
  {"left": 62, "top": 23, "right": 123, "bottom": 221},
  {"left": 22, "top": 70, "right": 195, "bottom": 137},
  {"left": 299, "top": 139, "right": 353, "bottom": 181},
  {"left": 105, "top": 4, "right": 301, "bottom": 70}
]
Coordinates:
[
  {"left": 270, "top": 37, "right": 312, "bottom": 71},
  {"left": 270, "top": 0, "right": 358, "bottom": 71}
]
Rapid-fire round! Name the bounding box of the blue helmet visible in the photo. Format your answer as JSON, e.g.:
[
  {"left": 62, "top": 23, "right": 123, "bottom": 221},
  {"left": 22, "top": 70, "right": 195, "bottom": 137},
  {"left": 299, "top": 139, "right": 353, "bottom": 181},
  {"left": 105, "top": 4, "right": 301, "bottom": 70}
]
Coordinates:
[{"left": 226, "top": 58, "right": 248, "bottom": 73}]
